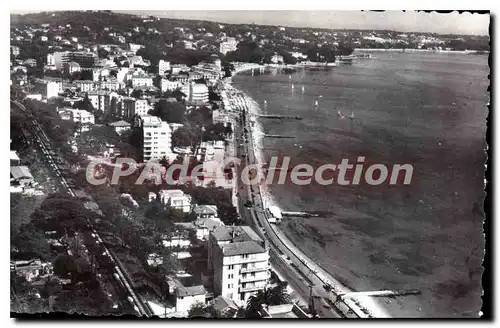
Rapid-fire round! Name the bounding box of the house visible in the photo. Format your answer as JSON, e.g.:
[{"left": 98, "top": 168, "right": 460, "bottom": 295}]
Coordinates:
[
  {"left": 109, "top": 120, "right": 131, "bottom": 135},
  {"left": 162, "top": 278, "right": 207, "bottom": 317},
  {"left": 10, "top": 166, "right": 34, "bottom": 188},
  {"left": 212, "top": 295, "right": 239, "bottom": 317},
  {"left": 11, "top": 259, "right": 54, "bottom": 282},
  {"left": 149, "top": 189, "right": 192, "bottom": 213}
]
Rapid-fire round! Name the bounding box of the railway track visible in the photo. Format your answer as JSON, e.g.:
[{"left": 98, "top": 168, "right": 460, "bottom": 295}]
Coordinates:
[{"left": 12, "top": 99, "right": 154, "bottom": 317}]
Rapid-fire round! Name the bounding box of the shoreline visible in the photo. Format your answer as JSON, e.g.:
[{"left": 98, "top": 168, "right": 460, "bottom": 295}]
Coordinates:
[
  {"left": 354, "top": 48, "right": 488, "bottom": 54},
  {"left": 225, "top": 67, "right": 393, "bottom": 318}
]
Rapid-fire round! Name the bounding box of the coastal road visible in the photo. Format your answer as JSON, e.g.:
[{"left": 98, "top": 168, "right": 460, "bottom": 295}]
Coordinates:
[{"left": 226, "top": 88, "right": 348, "bottom": 318}]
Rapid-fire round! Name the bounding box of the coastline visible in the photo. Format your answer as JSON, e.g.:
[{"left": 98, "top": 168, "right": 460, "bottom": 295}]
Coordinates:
[
  {"left": 224, "top": 66, "right": 393, "bottom": 318},
  {"left": 354, "top": 48, "right": 488, "bottom": 54}
]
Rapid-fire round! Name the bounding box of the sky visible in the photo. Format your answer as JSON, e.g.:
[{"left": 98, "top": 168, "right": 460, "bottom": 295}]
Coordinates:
[{"left": 11, "top": 10, "right": 490, "bottom": 35}]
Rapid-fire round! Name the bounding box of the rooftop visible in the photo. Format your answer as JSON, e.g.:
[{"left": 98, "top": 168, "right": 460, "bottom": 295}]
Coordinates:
[
  {"left": 109, "top": 120, "right": 131, "bottom": 127},
  {"left": 220, "top": 240, "right": 265, "bottom": 256},
  {"left": 176, "top": 285, "right": 206, "bottom": 297},
  {"left": 11, "top": 166, "right": 33, "bottom": 180},
  {"left": 211, "top": 226, "right": 263, "bottom": 244}
]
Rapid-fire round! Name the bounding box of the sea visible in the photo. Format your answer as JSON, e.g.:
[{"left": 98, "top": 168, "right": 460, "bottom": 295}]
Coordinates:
[{"left": 232, "top": 52, "right": 488, "bottom": 318}]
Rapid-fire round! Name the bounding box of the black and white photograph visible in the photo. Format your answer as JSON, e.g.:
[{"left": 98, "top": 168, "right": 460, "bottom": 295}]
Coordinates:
[{"left": 9, "top": 9, "right": 490, "bottom": 319}]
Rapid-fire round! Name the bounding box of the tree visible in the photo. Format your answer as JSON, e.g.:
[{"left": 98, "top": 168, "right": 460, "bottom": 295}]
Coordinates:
[
  {"left": 188, "top": 302, "right": 227, "bottom": 318},
  {"left": 245, "top": 282, "right": 291, "bottom": 318},
  {"left": 149, "top": 99, "right": 186, "bottom": 123}
]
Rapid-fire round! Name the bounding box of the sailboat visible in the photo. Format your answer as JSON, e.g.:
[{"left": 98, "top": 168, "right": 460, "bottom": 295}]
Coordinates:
[
  {"left": 291, "top": 84, "right": 295, "bottom": 90},
  {"left": 264, "top": 100, "right": 267, "bottom": 105},
  {"left": 289, "top": 75, "right": 292, "bottom": 80},
  {"left": 301, "top": 86, "right": 305, "bottom": 93},
  {"left": 349, "top": 111, "right": 355, "bottom": 120},
  {"left": 314, "top": 100, "right": 319, "bottom": 106}
]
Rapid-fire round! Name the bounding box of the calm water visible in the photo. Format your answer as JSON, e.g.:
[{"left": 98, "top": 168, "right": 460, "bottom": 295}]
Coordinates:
[{"left": 233, "top": 52, "right": 488, "bottom": 318}]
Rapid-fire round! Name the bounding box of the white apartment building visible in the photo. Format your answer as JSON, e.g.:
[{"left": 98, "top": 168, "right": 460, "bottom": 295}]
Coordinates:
[
  {"left": 141, "top": 115, "right": 172, "bottom": 162},
  {"left": 158, "top": 59, "right": 171, "bottom": 76},
  {"left": 58, "top": 109, "right": 95, "bottom": 132},
  {"left": 181, "top": 82, "right": 209, "bottom": 104},
  {"left": 73, "top": 80, "right": 95, "bottom": 92},
  {"left": 123, "top": 98, "right": 150, "bottom": 118},
  {"left": 219, "top": 37, "right": 238, "bottom": 55},
  {"left": 149, "top": 189, "right": 192, "bottom": 213},
  {"left": 160, "top": 79, "right": 184, "bottom": 93},
  {"left": 271, "top": 53, "right": 284, "bottom": 64},
  {"left": 34, "top": 78, "right": 63, "bottom": 99},
  {"left": 99, "top": 79, "right": 120, "bottom": 91},
  {"left": 208, "top": 226, "right": 270, "bottom": 306},
  {"left": 87, "top": 90, "right": 117, "bottom": 112},
  {"left": 131, "top": 74, "right": 154, "bottom": 88}
]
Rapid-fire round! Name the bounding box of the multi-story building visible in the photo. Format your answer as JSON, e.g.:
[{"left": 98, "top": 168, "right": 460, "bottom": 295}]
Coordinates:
[
  {"left": 87, "top": 90, "right": 118, "bottom": 113},
  {"left": 123, "top": 98, "right": 150, "bottom": 118},
  {"left": 131, "top": 74, "right": 154, "bottom": 88},
  {"left": 99, "top": 78, "right": 120, "bottom": 91},
  {"left": 208, "top": 226, "right": 270, "bottom": 306},
  {"left": 33, "top": 78, "right": 63, "bottom": 99},
  {"left": 158, "top": 59, "right": 171, "bottom": 76},
  {"left": 271, "top": 53, "right": 284, "bottom": 64},
  {"left": 48, "top": 51, "right": 98, "bottom": 70},
  {"left": 160, "top": 79, "right": 184, "bottom": 93},
  {"left": 141, "top": 115, "right": 172, "bottom": 162},
  {"left": 219, "top": 37, "right": 238, "bottom": 55},
  {"left": 64, "top": 61, "right": 81, "bottom": 75},
  {"left": 181, "top": 82, "right": 209, "bottom": 104},
  {"left": 58, "top": 108, "right": 95, "bottom": 132},
  {"left": 73, "top": 80, "right": 95, "bottom": 92}
]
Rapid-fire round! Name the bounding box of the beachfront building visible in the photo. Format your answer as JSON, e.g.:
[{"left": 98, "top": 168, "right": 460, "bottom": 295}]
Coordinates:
[
  {"left": 208, "top": 226, "right": 270, "bottom": 306},
  {"left": 141, "top": 115, "right": 172, "bottom": 162},
  {"left": 271, "top": 53, "right": 284, "bottom": 64}
]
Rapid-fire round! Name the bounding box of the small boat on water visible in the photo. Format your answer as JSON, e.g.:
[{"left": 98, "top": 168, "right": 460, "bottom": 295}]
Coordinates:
[
  {"left": 291, "top": 84, "right": 295, "bottom": 90},
  {"left": 337, "top": 110, "right": 345, "bottom": 119},
  {"left": 349, "top": 111, "right": 355, "bottom": 120},
  {"left": 301, "top": 86, "right": 305, "bottom": 93}
]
